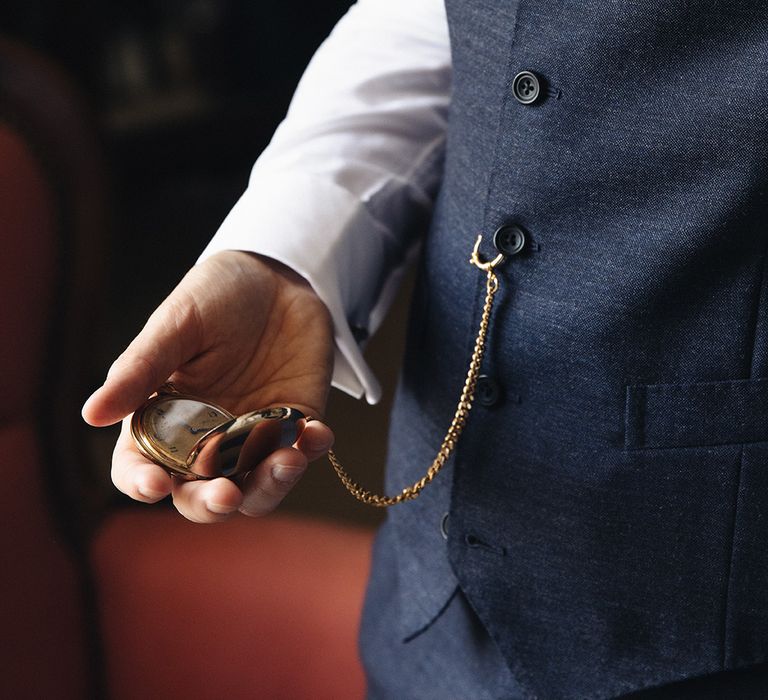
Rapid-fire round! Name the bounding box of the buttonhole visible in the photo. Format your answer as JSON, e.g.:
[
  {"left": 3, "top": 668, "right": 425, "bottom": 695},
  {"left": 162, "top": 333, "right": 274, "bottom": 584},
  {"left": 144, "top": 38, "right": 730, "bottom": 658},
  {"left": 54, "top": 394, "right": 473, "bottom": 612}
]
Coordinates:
[
  {"left": 464, "top": 533, "right": 507, "bottom": 556},
  {"left": 545, "top": 86, "right": 562, "bottom": 100}
]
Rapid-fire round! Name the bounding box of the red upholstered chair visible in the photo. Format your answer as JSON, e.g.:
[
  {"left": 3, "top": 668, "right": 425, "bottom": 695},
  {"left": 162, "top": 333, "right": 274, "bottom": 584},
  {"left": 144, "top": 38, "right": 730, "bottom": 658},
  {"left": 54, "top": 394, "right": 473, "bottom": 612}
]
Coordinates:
[
  {"left": 0, "top": 37, "right": 102, "bottom": 700},
  {"left": 0, "top": 91, "right": 90, "bottom": 700},
  {"left": 0, "top": 38, "right": 373, "bottom": 700},
  {"left": 92, "top": 512, "right": 372, "bottom": 700}
]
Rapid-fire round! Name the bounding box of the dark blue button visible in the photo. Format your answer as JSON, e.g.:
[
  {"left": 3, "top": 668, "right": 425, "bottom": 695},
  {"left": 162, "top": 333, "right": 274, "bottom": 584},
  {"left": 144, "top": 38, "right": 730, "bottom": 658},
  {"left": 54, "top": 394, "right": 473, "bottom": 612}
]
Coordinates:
[
  {"left": 476, "top": 375, "right": 501, "bottom": 407},
  {"left": 513, "top": 70, "right": 541, "bottom": 105},
  {"left": 493, "top": 224, "right": 526, "bottom": 256}
]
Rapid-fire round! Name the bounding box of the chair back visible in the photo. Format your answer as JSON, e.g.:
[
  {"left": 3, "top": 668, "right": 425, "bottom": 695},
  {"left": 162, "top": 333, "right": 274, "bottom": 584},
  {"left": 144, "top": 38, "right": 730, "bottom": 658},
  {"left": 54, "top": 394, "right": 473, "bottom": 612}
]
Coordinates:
[{"left": 0, "top": 37, "right": 105, "bottom": 699}]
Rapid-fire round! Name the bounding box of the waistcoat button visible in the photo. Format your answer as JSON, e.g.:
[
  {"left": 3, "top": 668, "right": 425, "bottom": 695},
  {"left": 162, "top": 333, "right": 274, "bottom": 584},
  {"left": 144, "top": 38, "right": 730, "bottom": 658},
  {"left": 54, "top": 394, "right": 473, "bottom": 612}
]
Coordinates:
[
  {"left": 440, "top": 512, "right": 450, "bottom": 540},
  {"left": 512, "top": 70, "right": 541, "bottom": 104},
  {"left": 476, "top": 375, "right": 501, "bottom": 407},
  {"left": 493, "top": 224, "right": 526, "bottom": 256}
]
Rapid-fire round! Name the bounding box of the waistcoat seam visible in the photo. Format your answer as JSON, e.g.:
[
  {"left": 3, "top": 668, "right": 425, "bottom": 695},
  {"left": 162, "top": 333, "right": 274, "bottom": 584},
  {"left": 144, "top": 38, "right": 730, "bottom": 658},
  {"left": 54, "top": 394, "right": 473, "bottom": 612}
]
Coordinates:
[
  {"left": 747, "top": 248, "right": 768, "bottom": 379},
  {"left": 479, "top": 10, "right": 523, "bottom": 237},
  {"left": 446, "top": 2, "right": 534, "bottom": 694},
  {"left": 449, "top": 2, "right": 524, "bottom": 506},
  {"left": 450, "top": 3, "right": 523, "bottom": 461},
  {"left": 463, "top": 2, "right": 524, "bottom": 390},
  {"left": 720, "top": 447, "right": 744, "bottom": 669},
  {"left": 719, "top": 246, "right": 768, "bottom": 667}
]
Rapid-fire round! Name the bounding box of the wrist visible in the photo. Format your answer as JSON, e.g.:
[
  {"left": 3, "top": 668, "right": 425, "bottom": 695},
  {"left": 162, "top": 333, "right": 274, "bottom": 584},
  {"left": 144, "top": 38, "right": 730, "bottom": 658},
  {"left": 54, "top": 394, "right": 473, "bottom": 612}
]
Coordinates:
[
  {"left": 207, "top": 250, "right": 311, "bottom": 291},
  {"left": 206, "top": 249, "right": 333, "bottom": 335}
]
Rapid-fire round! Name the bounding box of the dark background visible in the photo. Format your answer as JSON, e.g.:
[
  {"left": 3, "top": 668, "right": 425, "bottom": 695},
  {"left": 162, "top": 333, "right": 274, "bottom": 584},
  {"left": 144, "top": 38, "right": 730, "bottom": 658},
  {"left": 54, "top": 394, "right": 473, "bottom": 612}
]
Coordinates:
[{"left": 3, "top": 0, "right": 413, "bottom": 526}]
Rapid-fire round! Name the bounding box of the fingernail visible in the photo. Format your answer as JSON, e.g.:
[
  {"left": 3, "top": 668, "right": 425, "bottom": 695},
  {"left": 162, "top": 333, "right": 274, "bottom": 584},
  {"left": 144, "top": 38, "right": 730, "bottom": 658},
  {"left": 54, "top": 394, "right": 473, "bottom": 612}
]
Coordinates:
[
  {"left": 271, "top": 465, "right": 304, "bottom": 484},
  {"left": 137, "top": 484, "right": 166, "bottom": 500},
  {"left": 207, "top": 501, "right": 237, "bottom": 515},
  {"left": 309, "top": 437, "right": 332, "bottom": 452}
]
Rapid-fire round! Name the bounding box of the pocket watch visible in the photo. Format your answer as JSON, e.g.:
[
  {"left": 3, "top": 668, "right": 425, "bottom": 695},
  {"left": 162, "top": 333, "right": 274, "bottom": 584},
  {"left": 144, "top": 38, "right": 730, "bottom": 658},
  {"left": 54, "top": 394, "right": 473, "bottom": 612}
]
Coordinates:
[{"left": 130, "top": 384, "right": 304, "bottom": 480}]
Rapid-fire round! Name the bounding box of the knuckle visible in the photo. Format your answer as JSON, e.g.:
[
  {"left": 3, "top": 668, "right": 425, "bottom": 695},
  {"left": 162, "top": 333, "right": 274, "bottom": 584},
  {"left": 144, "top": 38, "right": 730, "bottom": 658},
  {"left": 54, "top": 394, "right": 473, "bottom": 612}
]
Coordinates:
[
  {"left": 239, "top": 484, "right": 283, "bottom": 518},
  {"left": 239, "top": 504, "right": 272, "bottom": 518},
  {"left": 237, "top": 465, "right": 304, "bottom": 518}
]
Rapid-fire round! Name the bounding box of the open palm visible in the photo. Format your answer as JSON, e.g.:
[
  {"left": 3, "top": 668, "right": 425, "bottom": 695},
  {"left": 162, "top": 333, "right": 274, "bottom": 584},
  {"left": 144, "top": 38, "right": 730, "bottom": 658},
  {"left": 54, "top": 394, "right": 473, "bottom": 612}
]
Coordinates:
[{"left": 82, "top": 251, "right": 336, "bottom": 522}]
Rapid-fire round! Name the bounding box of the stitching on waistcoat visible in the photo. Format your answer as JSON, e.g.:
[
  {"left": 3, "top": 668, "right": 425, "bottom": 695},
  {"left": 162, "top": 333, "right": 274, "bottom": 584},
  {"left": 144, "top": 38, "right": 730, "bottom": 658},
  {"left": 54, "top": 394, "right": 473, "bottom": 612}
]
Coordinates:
[
  {"left": 716, "top": 248, "right": 768, "bottom": 667},
  {"left": 445, "top": 6, "right": 541, "bottom": 699},
  {"left": 479, "top": 45, "right": 519, "bottom": 234},
  {"left": 623, "top": 384, "right": 646, "bottom": 450},
  {"left": 747, "top": 249, "right": 768, "bottom": 378},
  {"left": 720, "top": 447, "right": 744, "bottom": 669},
  {"left": 466, "top": 0, "right": 526, "bottom": 383},
  {"left": 628, "top": 437, "right": 768, "bottom": 451},
  {"left": 402, "top": 586, "right": 459, "bottom": 643}
]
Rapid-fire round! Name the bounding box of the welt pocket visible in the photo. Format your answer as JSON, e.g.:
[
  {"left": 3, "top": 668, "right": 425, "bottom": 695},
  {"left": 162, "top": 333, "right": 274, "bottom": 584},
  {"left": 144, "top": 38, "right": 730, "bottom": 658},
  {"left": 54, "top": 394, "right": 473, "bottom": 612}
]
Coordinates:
[{"left": 624, "top": 378, "right": 768, "bottom": 450}]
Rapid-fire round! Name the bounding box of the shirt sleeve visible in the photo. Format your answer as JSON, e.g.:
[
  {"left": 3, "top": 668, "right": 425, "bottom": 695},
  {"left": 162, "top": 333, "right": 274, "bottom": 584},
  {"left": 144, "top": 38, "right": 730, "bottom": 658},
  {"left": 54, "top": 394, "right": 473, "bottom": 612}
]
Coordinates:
[{"left": 198, "top": 0, "right": 451, "bottom": 404}]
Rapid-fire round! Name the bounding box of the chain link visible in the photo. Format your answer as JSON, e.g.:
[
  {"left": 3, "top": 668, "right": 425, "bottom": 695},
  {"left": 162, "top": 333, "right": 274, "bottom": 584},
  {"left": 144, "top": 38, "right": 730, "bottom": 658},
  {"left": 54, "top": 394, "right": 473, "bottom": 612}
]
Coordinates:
[{"left": 319, "top": 236, "right": 505, "bottom": 507}]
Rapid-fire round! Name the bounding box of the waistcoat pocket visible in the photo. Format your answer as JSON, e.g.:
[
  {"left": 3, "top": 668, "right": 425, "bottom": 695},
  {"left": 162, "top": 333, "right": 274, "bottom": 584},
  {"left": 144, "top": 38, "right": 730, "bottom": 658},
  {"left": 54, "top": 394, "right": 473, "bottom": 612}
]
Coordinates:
[{"left": 625, "top": 378, "right": 768, "bottom": 450}]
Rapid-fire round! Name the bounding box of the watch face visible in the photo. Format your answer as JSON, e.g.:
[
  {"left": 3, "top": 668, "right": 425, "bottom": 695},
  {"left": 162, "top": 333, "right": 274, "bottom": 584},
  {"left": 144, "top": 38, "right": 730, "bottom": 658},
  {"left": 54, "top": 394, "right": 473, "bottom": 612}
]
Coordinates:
[
  {"left": 132, "top": 393, "right": 305, "bottom": 480},
  {"left": 138, "top": 396, "right": 234, "bottom": 470}
]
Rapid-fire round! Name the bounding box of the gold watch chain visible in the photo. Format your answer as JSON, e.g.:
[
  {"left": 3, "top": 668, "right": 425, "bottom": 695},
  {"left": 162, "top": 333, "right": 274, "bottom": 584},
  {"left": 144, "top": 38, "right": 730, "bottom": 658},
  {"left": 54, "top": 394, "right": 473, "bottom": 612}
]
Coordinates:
[{"left": 323, "top": 235, "right": 505, "bottom": 507}]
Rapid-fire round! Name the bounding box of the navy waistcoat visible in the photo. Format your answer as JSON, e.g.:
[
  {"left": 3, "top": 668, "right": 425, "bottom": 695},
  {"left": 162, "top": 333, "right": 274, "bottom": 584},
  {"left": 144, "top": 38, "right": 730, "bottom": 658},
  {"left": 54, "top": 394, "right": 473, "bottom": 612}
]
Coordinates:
[{"left": 363, "top": 2, "right": 768, "bottom": 698}]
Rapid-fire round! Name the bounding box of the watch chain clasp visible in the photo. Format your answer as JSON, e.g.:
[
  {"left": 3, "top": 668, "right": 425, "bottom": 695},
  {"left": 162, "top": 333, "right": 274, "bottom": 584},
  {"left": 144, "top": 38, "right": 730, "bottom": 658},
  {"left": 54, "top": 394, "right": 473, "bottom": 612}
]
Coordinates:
[{"left": 470, "top": 234, "right": 506, "bottom": 271}]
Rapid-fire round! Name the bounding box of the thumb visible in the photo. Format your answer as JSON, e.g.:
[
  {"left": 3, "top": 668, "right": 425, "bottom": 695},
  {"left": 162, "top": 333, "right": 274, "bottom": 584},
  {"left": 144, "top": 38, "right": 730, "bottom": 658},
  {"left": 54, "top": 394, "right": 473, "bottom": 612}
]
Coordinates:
[{"left": 82, "top": 295, "right": 202, "bottom": 426}]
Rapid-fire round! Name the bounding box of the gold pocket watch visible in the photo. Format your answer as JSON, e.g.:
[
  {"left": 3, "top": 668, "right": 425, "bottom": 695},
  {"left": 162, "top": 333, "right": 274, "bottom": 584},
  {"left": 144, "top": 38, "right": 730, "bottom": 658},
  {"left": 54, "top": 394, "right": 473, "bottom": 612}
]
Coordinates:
[{"left": 130, "top": 384, "right": 304, "bottom": 480}]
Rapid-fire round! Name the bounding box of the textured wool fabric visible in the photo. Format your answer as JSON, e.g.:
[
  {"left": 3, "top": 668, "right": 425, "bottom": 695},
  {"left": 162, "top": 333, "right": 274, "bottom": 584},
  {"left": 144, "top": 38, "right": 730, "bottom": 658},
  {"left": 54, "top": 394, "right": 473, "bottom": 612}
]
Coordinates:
[{"left": 361, "top": 1, "right": 768, "bottom": 698}]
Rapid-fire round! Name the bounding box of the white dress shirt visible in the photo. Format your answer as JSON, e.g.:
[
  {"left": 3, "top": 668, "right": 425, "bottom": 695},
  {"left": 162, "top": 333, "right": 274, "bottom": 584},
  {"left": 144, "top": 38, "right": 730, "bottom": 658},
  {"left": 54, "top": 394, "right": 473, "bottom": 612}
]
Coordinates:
[{"left": 199, "top": 0, "right": 451, "bottom": 403}]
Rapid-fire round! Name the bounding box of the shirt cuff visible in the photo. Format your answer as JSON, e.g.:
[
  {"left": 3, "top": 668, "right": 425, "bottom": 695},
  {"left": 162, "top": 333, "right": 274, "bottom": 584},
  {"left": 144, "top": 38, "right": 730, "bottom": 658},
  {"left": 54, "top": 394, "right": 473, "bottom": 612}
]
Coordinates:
[{"left": 198, "top": 171, "right": 403, "bottom": 405}]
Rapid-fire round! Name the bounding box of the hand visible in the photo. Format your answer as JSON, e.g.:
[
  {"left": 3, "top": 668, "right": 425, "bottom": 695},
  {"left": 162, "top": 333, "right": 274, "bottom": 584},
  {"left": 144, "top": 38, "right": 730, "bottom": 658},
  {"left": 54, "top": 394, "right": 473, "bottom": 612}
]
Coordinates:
[{"left": 82, "top": 251, "right": 335, "bottom": 522}]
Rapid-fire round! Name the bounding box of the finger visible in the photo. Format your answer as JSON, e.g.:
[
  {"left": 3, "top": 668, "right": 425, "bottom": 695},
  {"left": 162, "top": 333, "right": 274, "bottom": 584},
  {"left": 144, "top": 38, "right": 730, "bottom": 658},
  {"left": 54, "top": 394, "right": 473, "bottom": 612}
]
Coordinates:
[
  {"left": 82, "top": 294, "right": 201, "bottom": 426},
  {"left": 170, "top": 477, "right": 244, "bottom": 524},
  {"left": 295, "top": 420, "right": 334, "bottom": 462},
  {"left": 239, "top": 446, "right": 308, "bottom": 517},
  {"left": 111, "top": 418, "right": 174, "bottom": 502}
]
